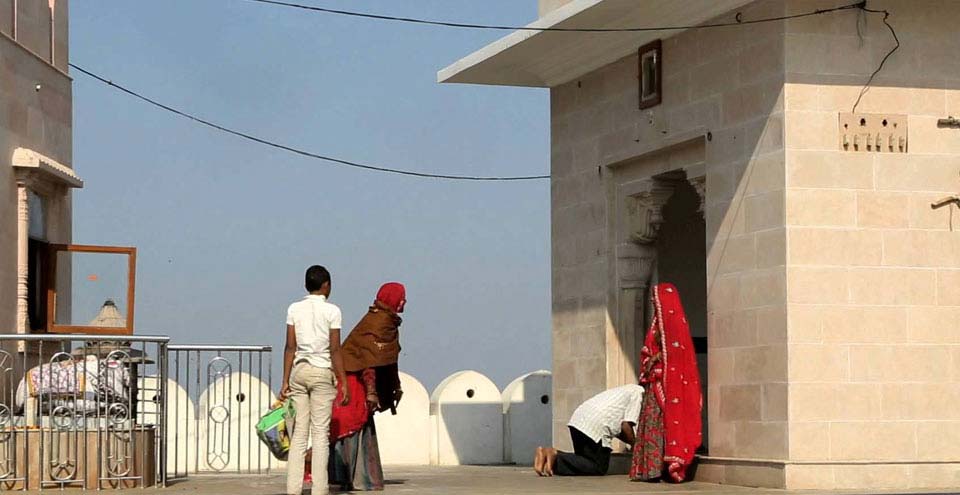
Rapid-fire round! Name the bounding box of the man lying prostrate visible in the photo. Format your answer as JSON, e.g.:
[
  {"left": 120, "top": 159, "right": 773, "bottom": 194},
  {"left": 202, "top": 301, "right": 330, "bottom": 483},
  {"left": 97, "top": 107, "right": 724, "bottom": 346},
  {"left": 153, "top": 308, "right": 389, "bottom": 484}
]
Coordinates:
[{"left": 534, "top": 384, "right": 644, "bottom": 476}]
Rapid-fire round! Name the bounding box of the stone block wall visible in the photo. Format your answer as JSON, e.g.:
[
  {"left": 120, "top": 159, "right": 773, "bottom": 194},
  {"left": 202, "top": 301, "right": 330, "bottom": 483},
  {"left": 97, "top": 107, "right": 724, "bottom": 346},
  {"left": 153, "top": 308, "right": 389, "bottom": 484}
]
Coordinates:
[
  {"left": 550, "top": 1, "right": 791, "bottom": 464},
  {"left": 782, "top": 0, "right": 960, "bottom": 489},
  {"left": 551, "top": 0, "right": 960, "bottom": 486}
]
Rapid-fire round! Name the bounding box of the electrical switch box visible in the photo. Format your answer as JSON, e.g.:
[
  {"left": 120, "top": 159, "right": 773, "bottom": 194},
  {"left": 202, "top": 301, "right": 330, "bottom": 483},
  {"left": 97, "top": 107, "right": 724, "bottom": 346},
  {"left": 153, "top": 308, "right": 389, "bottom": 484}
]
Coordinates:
[{"left": 839, "top": 113, "right": 907, "bottom": 153}]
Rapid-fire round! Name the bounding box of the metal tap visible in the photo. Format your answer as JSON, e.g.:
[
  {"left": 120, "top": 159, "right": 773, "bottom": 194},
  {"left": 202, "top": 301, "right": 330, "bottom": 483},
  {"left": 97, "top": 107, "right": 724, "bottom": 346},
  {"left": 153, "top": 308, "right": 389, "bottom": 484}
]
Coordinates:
[{"left": 931, "top": 196, "right": 960, "bottom": 210}]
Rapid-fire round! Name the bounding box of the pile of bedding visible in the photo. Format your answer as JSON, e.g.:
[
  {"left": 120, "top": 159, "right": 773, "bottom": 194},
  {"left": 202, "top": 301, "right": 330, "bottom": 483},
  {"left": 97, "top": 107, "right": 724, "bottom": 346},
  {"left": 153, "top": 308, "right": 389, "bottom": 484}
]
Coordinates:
[{"left": 15, "top": 355, "right": 130, "bottom": 415}]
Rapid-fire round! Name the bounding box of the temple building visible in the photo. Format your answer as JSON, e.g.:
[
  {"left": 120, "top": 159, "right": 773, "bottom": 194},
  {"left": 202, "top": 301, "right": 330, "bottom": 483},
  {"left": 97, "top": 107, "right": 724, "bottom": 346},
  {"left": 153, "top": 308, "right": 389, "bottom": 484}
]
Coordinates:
[{"left": 441, "top": 0, "right": 960, "bottom": 489}]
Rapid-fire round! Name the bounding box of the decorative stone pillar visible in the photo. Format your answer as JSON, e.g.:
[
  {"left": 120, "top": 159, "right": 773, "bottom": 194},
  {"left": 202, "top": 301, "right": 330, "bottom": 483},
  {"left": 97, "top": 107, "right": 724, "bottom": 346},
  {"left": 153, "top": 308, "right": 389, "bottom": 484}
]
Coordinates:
[
  {"left": 16, "top": 180, "right": 29, "bottom": 335},
  {"left": 11, "top": 150, "right": 83, "bottom": 362},
  {"left": 612, "top": 244, "right": 657, "bottom": 389},
  {"left": 689, "top": 175, "right": 706, "bottom": 215},
  {"left": 610, "top": 178, "right": 679, "bottom": 391},
  {"left": 626, "top": 181, "right": 676, "bottom": 245}
]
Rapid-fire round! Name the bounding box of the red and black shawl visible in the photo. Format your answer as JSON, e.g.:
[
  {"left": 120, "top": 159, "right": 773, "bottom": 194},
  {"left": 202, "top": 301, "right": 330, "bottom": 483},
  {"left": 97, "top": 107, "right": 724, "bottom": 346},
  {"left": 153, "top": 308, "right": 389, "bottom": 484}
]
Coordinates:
[
  {"left": 630, "top": 283, "right": 702, "bottom": 482},
  {"left": 329, "top": 283, "right": 406, "bottom": 441}
]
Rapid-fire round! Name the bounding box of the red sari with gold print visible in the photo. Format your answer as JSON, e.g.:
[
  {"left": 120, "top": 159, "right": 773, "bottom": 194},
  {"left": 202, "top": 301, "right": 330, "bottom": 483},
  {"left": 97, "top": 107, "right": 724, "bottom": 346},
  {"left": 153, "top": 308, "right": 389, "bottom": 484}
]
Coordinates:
[{"left": 630, "top": 283, "right": 702, "bottom": 482}]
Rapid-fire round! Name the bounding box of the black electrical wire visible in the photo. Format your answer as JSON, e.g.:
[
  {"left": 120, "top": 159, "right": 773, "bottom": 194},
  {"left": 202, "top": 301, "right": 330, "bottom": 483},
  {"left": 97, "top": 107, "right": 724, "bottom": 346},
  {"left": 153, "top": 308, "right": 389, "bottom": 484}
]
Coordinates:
[
  {"left": 852, "top": 6, "right": 900, "bottom": 113},
  {"left": 69, "top": 63, "right": 550, "bottom": 181},
  {"left": 242, "top": 0, "right": 867, "bottom": 33},
  {"left": 72, "top": 1, "right": 894, "bottom": 180}
]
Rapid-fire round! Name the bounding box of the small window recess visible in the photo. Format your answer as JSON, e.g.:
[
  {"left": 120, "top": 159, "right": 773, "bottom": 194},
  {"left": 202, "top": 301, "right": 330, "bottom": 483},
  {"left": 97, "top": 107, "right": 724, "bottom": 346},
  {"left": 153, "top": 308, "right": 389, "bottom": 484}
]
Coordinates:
[{"left": 26, "top": 191, "right": 48, "bottom": 332}]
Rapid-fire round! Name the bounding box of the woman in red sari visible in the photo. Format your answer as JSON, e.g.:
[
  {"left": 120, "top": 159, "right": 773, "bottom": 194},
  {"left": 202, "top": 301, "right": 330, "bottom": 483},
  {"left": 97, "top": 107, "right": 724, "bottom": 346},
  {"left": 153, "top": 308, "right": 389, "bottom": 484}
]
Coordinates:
[
  {"left": 326, "top": 283, "right": 406, "bottom": 491},
  {"left": 630, "top": 283, "right": 702, "bottom": 483}
]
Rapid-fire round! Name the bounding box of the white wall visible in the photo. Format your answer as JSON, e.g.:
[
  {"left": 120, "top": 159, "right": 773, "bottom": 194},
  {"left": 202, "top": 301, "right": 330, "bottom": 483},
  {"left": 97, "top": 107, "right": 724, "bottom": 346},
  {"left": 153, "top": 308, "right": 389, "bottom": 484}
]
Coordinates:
[
  {"left": 430, "top": 370, "right": 504, "bottom": 465},
  {"left": 161, "top": 369, "right": 553, "bottom": 470},
  {"left": 197, "top": 371, "right": 276, "bottom": 473},
  {"left": 138, "top": 376, "right": 196, "bottom": 473},
  {"left": 502, "top": 370, "right": 552, "bottom": 465},
  {"left": 375, "top": 372, "right": 430, "bottom": 465}
]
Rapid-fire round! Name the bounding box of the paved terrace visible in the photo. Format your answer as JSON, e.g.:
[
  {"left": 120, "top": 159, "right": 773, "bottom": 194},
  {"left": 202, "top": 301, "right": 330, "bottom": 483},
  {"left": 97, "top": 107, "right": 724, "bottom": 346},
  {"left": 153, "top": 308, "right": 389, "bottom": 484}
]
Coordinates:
[
  {"left": 44, "top": 466, "right": 953, "bottom": 495},
  {"left": 161, "top": 466, "right": 760, "bottom": 495}
]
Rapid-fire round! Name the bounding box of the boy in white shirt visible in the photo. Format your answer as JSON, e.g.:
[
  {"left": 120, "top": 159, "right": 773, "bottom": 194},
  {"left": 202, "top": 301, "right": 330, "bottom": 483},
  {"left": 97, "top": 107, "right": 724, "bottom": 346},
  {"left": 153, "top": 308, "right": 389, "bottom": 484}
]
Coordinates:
[{"left": 281, "top": 265, "right": 349, "bottom": 495}]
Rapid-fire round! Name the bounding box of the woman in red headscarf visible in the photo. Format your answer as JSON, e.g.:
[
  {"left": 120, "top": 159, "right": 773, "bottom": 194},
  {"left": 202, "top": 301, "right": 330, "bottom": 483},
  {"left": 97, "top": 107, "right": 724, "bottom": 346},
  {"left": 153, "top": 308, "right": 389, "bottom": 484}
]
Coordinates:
[
  {"left": 325, "top": 283, "right": 406, "bottom": 491},
  {"left": 630, "top": 283, "right": 702, "bottom": 483}
]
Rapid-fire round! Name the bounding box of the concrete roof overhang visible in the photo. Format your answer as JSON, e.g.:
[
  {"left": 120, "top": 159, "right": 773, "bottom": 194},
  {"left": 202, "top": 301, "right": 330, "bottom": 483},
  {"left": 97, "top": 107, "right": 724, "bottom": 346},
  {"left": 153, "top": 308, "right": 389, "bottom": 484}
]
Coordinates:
[
  {"left": 12, "top": 147, "right": 83, "bottom": 188},
  {"left": 438, "top": 0, "right": 754, "bottom": 88}
]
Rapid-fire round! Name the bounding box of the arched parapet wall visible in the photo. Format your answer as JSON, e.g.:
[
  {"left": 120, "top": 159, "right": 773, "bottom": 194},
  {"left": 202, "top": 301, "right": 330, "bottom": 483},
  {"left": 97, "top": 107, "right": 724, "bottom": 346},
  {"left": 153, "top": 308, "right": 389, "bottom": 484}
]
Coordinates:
[
  {"left": 502, "top": 370, "right": 552, "bottom": 465},
  {"left": 430, "top": 370, "right": 503, "bottom": 465}
]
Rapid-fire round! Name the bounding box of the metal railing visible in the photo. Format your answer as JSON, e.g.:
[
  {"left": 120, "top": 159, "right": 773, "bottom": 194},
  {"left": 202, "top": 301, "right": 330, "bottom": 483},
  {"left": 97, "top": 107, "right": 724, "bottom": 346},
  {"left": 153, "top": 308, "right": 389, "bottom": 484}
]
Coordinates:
[
  {"left": 0, "top": 336, "right": 277, "bottom": 490},
  {"left": 0, "top": 334, "right": 169, "bottom": 491},
  {"left": 165, "top": 345, "right": 274, "bottom": 479}
]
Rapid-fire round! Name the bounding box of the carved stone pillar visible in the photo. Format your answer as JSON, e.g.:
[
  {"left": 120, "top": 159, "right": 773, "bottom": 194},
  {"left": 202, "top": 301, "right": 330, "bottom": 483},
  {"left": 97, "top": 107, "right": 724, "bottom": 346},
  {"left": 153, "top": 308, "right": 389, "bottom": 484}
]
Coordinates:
[
  {"left": 11, "top": 150, "right": 82, "bottom": 362},
  {"left": 625, "top": 181, "right": 676, "bottom": 245},
  {"left": 610, "top": 177, "right": 680, "bottom": 391},
  {"left": 689, "top": 175, "right": 706, "bottom": 216},
  {"left": 16, "top": 180, "right": 29, "bottom": 335},
  {"left": 612, "top": 244, "right": 657, "bottom": 389}
]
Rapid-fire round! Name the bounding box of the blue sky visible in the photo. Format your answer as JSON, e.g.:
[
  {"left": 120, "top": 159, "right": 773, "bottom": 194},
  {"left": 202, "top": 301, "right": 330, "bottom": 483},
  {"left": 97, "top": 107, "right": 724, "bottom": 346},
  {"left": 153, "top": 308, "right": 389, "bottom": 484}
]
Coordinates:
[{"left": 70, "top": 1, "right": 550, "bottom": 390}]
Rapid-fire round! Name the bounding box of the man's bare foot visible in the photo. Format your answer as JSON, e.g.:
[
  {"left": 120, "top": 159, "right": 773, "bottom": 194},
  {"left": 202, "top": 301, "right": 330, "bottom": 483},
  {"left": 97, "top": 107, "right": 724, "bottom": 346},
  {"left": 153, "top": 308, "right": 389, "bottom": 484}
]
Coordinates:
[
  {"left": 544, "top": 448, "right": 558, "bottom": 477},
  {"left": 534, "top": 447, "right": 546, "bottom": 476}
]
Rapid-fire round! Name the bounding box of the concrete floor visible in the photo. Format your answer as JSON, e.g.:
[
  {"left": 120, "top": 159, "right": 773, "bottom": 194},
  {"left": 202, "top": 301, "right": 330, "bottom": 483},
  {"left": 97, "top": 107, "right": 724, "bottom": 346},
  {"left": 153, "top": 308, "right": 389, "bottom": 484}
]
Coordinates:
[
  {"left": 24, "top": 466, "right": 957, "bottom": 494},
  {"left": 142, "top": 466, "right": 772, "bottom": 495}
]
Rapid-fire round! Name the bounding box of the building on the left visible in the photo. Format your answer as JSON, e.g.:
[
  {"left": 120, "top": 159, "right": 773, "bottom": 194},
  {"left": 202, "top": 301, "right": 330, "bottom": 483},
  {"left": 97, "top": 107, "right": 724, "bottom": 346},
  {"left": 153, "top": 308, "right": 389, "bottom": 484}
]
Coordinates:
[
  {"left": 1, "top": 0, "right": 81, "bottom": 339},
  {"left": 3, "top": 0, "right": 139, "bottom": 346}
]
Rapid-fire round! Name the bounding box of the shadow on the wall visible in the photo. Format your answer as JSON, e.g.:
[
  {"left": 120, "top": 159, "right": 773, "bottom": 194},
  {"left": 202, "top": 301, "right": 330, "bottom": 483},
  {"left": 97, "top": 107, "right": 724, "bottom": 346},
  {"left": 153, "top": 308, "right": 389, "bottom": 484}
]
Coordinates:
[{"left": 503, "top": 371, "right": 553, "bottom": 465}]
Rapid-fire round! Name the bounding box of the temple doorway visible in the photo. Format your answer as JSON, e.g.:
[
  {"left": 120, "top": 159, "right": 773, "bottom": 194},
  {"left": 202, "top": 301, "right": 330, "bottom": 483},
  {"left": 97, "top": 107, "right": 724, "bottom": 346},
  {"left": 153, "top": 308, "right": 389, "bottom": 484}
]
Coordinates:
[{"left": 654, "top": 177, "right": 708, "bottom": 452}]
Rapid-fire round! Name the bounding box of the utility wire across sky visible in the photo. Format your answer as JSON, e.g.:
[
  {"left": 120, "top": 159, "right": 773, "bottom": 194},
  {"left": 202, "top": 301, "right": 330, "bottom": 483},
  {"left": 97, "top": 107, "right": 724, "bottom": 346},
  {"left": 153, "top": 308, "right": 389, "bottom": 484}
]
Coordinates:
[
  {"left": 242, "top": 0, "right": 867, "bottom": 33},
  {"left": 72, "top": 1, "right": 894, "bottom": 182},
  {"left": 69, "top": 64, "right": 550, "bottom": 181}
]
